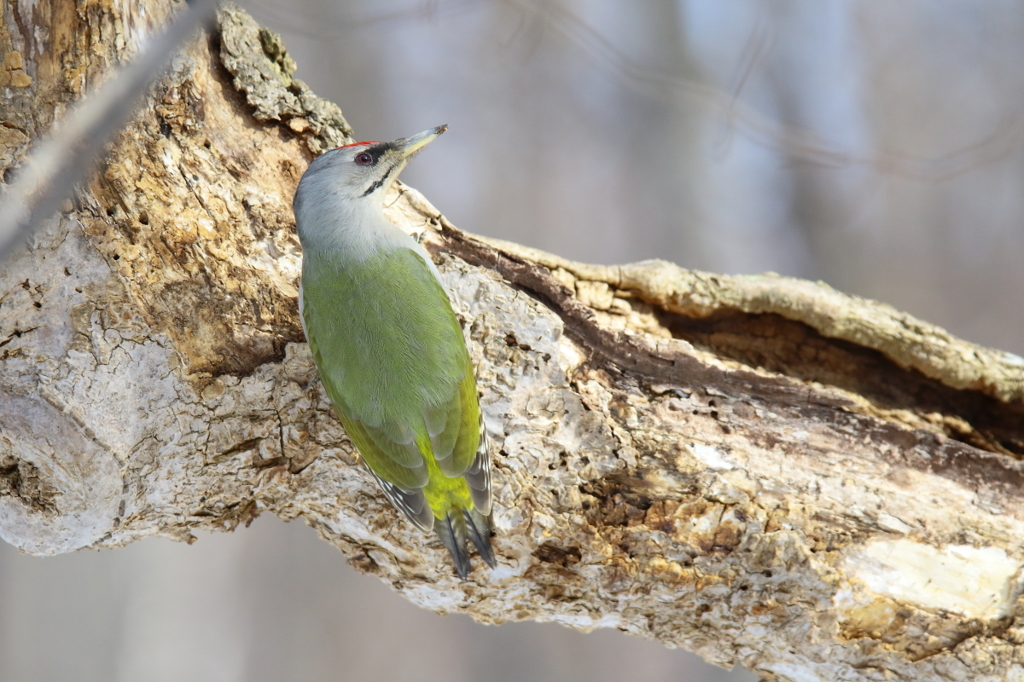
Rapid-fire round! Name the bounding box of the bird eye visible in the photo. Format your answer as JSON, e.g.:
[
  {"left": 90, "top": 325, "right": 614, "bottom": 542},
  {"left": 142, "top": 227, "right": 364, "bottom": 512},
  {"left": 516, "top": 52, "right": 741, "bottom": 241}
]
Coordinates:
[{"left": 355, "top": 152, "right": 373, "bottom": 166}]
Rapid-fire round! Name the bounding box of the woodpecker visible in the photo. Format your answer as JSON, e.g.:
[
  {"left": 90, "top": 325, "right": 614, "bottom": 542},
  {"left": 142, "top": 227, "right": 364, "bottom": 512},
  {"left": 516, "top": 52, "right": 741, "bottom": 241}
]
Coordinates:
[{"left": 292, "top": 126, "right": 494, "bottom": 578}]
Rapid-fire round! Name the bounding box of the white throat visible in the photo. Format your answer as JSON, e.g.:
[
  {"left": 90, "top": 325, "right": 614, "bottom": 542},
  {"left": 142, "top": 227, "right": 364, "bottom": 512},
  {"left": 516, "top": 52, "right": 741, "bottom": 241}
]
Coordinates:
[{"left": 295, "top": 175, "right": 410, "bottom": 260}]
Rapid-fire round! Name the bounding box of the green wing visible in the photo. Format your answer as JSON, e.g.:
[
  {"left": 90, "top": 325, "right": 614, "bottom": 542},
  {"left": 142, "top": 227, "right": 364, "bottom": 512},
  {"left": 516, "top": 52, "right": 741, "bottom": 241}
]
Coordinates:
[{"left": 301, "top": 245, "right": 481, "bottom": 502}]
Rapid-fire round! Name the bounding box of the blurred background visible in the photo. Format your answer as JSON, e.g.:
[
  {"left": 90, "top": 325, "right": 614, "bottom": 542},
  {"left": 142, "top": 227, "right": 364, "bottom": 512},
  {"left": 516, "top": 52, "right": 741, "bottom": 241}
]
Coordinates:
[{"left": 3, "top": 0, "right": 1024, "bottom": 680}]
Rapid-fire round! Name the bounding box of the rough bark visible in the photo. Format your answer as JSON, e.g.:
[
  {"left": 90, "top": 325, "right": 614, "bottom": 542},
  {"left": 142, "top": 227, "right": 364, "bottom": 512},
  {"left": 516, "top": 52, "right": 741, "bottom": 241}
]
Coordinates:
[{"left": 3, "top": 2, "right": 1024, "bottom": 680}]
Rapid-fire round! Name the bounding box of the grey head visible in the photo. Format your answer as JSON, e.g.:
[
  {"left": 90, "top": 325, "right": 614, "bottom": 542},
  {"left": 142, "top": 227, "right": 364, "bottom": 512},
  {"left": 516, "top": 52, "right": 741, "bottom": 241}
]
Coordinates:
[{"left": 292, "top": 126, "right": 447, "bottom": 250}]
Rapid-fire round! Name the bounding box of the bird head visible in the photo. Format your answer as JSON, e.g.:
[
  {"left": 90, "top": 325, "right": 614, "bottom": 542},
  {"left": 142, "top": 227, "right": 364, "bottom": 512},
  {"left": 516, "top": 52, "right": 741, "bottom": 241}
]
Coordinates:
[
  {"left": 293, "top": 126, "right": 446, "bottom": 250},
  {"left": 298, "top": 125, "right": 447, "bottom": 205}
]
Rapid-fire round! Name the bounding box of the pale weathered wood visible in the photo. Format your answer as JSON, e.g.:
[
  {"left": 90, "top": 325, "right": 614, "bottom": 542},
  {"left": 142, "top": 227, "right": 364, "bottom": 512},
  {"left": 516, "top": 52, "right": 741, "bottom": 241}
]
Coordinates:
[{"left": 2, "top": 3, "right": 1024, "bottom": 680}]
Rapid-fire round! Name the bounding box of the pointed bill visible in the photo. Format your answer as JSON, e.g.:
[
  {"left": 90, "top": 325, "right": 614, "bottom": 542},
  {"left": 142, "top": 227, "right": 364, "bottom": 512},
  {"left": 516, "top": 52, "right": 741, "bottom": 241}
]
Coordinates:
[{"left": 395, "top": 125, "right": 447, "bottom": 158}]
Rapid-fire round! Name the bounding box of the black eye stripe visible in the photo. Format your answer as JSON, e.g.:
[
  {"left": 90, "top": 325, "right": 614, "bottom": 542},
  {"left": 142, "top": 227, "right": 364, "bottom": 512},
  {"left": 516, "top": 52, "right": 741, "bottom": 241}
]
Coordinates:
[
  {"left": 351, "top": 141, "right": 399, "bottom": 196},
  {"left": 360, "top": 142, "right": 394, "bottom": 165}
]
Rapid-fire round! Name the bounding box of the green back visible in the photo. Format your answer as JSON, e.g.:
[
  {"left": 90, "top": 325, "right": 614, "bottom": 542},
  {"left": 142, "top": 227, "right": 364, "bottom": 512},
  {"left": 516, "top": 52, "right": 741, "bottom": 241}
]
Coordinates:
[{"left": 301, "top": 245, "right": 480, "bottom": 491}]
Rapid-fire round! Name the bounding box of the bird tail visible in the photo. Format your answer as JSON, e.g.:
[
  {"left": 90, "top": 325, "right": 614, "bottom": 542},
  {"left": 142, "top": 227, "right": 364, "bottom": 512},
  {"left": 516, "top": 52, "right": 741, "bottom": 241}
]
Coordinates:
[{"left": 435, "top": 507, "right": 496, "bottom": 579}]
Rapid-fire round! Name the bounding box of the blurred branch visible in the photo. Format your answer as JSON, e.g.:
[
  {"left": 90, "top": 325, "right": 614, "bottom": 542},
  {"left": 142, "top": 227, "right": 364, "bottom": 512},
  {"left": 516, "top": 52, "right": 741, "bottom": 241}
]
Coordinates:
[
  {"left": 2, "top": 3, "right": 1024, "bottom": 682},
  {"left": 244, "top": 0, "right": 1021, "bottom": 182},
  {"left": 0, "top": 0, "right": 219, "bottom": 260},
  {"left": 506, "top": 0, "right": 1020, "bottom": 181},
  {"left": 243, "top": 0, "right": 487, "bottom": 38}
]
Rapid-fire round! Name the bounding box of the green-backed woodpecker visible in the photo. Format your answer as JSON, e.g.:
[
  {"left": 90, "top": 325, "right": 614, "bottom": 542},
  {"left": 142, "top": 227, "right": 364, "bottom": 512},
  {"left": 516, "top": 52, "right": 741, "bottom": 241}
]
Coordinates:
[{"left": 292, "top": 126, "right": 494, "bottom": 578}]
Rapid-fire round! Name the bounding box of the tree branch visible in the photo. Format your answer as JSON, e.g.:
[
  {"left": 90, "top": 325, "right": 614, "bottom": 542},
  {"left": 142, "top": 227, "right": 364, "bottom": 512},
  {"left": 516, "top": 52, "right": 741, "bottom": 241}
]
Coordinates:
[{"left": 2, "top": 3, "right": 1023, "bottom": 680}]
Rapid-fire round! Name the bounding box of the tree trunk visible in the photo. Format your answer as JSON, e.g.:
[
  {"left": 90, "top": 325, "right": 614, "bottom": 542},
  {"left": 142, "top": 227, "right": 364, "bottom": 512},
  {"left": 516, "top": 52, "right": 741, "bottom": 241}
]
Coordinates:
[{"left": 2, "top": 2, "right": 1024, "bottom": 680}]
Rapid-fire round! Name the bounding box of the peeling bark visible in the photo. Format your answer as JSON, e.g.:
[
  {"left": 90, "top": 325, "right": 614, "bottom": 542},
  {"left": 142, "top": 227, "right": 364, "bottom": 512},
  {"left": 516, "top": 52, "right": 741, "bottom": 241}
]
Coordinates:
[{"left": 2, "top": 2, "right": 1024, "bottom": 680}]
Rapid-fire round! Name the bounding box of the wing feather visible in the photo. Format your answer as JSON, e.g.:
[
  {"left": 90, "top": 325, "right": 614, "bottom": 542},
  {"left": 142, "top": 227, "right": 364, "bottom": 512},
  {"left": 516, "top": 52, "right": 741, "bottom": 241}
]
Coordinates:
[
  {"left": 366, "top": 468, "right": 435, "bottom": 531},
  {"left": 436, "top": 366, "right": 482, "bottom": 477},
  {"left": 302, "top": 244, "right": 477, "bottom": 492},
  {"left": 462, "top": 420, "right": 491, "bottom": 515},
  {"left": 335, "top": 410, "right": 428, "bottom": 490}
]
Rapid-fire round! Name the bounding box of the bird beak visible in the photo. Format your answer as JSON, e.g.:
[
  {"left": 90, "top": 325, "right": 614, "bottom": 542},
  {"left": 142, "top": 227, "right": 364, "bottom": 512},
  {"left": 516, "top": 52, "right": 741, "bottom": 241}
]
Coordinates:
[{"left": 395, "top": 125, "right": 447, "bottom": 158}]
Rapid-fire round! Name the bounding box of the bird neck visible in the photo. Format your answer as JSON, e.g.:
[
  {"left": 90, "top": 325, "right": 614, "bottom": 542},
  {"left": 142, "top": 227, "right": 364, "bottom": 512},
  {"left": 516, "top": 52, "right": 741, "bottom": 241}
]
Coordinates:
[{"left": 297, "top": 195, "right": 410, "bottom": 262}]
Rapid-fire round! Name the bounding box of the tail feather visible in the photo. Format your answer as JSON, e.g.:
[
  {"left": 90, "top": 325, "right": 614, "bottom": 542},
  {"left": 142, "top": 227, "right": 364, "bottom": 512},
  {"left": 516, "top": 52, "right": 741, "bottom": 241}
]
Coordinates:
[
  {"left": 436, "top": 512, "right": 472, "bottom": 579},
  {"left": 463, "top": 508, "right": 495, "bottom": 568},
  {"left": 435, "top": 508, "right": 495, "bottom": 579}
]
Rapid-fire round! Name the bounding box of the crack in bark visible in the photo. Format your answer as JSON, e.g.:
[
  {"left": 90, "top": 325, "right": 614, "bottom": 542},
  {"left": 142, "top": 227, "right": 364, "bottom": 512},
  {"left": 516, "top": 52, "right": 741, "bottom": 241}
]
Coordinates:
[{"left": 433, "top": 225, "right": 1024, "bottom": 502}]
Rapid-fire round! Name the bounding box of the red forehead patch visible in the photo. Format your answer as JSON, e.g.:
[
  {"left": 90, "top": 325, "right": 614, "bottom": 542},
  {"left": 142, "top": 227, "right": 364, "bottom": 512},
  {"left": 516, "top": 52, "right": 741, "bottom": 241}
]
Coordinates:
[{"left": 336, "top": 140, "right": 378, "bottom": 149}]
